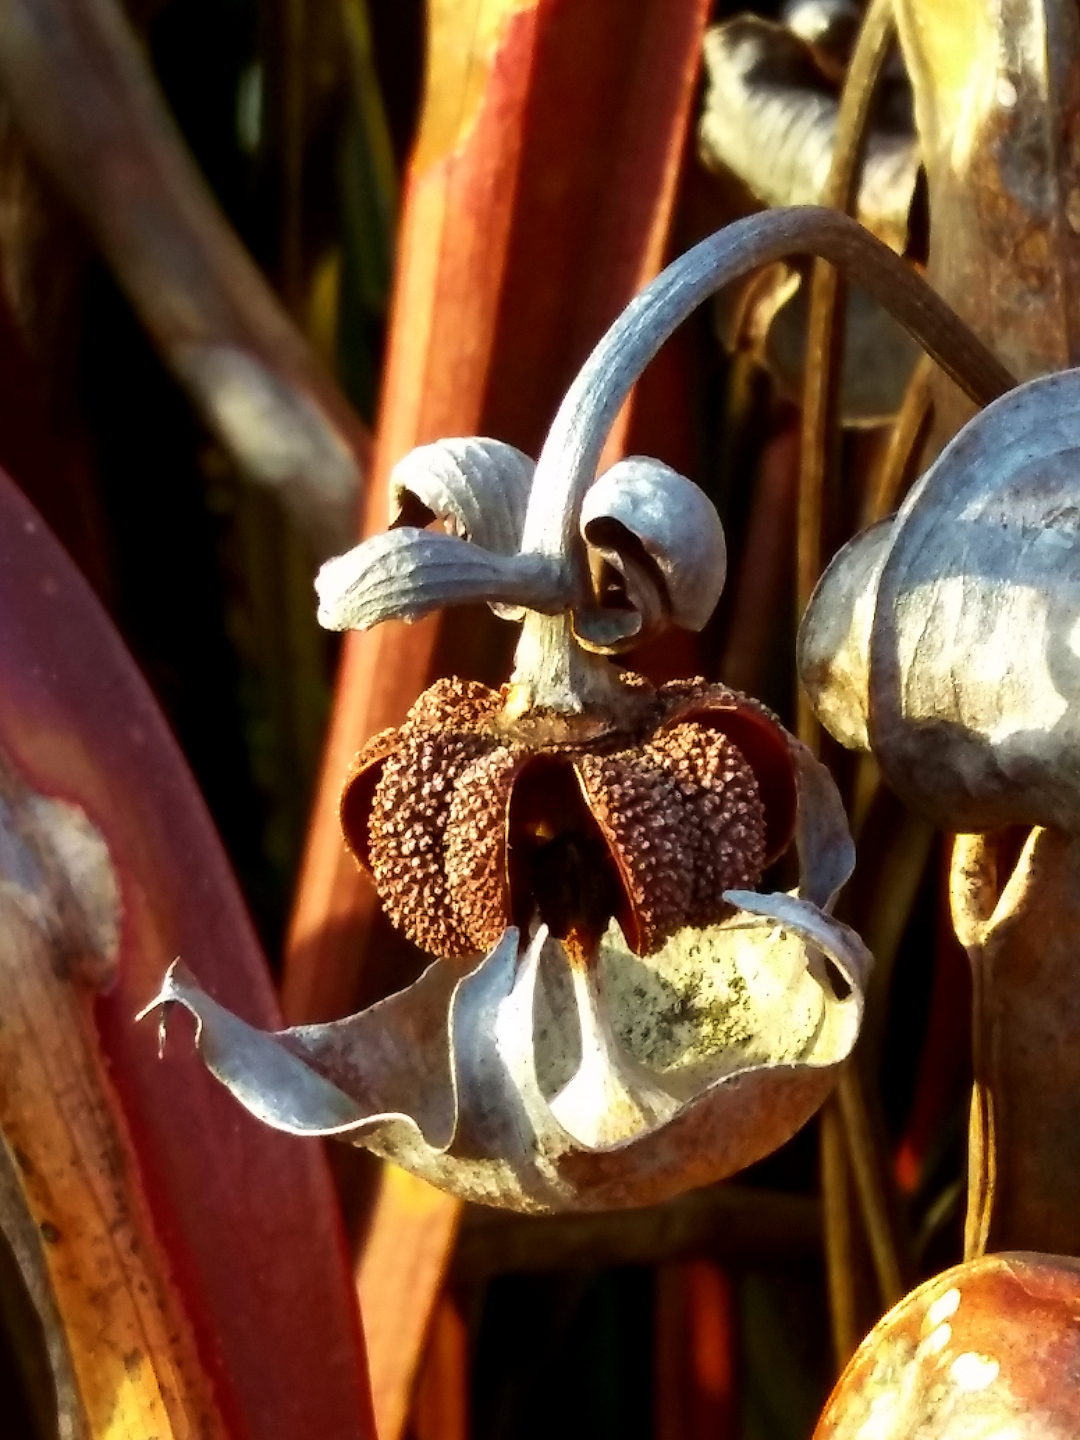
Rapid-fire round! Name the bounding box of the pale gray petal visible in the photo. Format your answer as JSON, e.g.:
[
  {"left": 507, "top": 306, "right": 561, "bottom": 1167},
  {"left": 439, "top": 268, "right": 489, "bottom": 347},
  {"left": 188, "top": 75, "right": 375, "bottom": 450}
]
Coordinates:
[
  {"left": 315, "top": 528, "right": 567, "bottom": 630},
  {"left": 389, "top": 438, "right": 534, "bottom": 554},
  {"left": 580, "top": 458, "right": 726, "bottom": 632}
]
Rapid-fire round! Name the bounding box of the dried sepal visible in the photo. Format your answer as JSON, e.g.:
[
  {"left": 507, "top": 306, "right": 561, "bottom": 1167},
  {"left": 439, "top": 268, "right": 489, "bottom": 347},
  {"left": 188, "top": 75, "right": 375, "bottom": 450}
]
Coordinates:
[
  {"left": 314, "top": 526, "right": 566, "bottom": 631},
  {"left": 579, "top": 458, "right": 727, "bottom": 634},
  {"left": 798, "top": 370, "right": 1080, "bottom": 833},
  {"left": 389, "top": 437, "right": 534, "bottom": 555}
]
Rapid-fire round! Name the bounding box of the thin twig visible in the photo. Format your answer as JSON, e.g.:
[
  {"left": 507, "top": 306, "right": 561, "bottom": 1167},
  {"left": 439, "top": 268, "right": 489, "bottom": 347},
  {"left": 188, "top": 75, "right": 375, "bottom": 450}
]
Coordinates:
[
  {"left": 820, "top": 1099, "right": 859, "bottom": 1370},
  {"left": 797, "top": 0, "right": 897, "bottom": 743},
  {"left": 837, "top": 1067, "right": 908, "bottom": 1308},
  {"left": 861, "top": 353, "right": 935, "bottom": 526}
]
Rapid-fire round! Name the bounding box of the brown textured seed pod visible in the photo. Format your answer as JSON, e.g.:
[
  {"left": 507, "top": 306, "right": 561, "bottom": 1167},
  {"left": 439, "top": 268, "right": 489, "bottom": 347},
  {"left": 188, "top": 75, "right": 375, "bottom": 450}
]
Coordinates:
[
  {"left": 339, "top": 674, "right": 790, "bottom": 963},
  {"left": 813, "top": 1253, "right": 1080, "bottom": 1440}
]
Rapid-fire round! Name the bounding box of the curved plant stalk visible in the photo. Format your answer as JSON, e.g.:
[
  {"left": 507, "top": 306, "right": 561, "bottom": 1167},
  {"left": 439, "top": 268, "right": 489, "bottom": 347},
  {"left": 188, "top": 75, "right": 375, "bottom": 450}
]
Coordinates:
[
  {"left": 786, "top": 0, "right": 927, "bottom": 1358},
  {"left": 0, "top": 468, "right": 374, "bottom": 1438},
  {"left": 0, "top": 0, "right": 371, "bottom": 555}
]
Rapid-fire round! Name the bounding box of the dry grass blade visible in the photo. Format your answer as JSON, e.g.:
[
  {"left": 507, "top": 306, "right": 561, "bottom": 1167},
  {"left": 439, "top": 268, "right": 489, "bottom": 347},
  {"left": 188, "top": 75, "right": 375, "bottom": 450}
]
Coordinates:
[
  {"left": 860, "top": 353, "right": 935, "bottom": 526},
  {"left": 0, "top": 0, "right": 371, "bottom": 554}
]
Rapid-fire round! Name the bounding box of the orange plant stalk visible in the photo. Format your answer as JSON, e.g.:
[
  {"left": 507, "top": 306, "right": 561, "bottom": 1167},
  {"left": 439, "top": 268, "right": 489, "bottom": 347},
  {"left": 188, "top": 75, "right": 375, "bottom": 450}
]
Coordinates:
[{"left": 282, "top": 0, "right": 710, "bottom": 1434}]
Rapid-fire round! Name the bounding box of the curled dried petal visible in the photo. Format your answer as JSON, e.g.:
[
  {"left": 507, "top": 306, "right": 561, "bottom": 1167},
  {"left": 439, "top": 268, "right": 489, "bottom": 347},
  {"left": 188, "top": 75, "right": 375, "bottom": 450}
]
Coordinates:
[
  {"left": 315, "top": 528, "right": 567, "bottom": 631},
  {"left": 389, "top": 437, "right": 534, "bottom": 555},
  {"left": 580, "top": 458, "right": 727, "bottom": 633}
]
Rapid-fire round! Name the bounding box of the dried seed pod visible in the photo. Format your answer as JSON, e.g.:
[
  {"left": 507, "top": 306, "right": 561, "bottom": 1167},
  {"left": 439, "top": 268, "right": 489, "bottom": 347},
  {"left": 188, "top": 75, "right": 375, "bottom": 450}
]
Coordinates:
[
  {"left": 814, "top": 1253, "right": 1080, "bottom": 1439},
  {"left": 142, "top": 741, "right": 869, "bottom": 1213},
  {"left": 337, "top": 676, "right": 781, "bottom": 964},
  {"left": 798, "top": 371, "right": 1080, "bottom": 833},
  {"left": 142, "top": 209, "right": 911, "bottom": 1213}
]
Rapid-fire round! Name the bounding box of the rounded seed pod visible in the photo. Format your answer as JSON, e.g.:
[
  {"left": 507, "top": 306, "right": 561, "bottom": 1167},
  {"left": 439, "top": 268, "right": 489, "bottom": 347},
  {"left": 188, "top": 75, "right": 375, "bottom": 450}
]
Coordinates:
[{"left": 814, "top": 1253, "right": 1080, "bottom": 1439}]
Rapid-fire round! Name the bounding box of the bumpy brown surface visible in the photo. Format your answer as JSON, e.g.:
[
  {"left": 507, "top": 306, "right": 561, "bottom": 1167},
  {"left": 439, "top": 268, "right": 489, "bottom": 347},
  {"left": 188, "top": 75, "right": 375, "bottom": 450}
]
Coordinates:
[
  {"left": 444, "top": 747, "right": 523, "bottom": 953},
  {"left": 574, "top": 753, "right": 693, "bottom": 954},
  {"left": 344, "top": 672, "right": 787, "bottom": 963},
  {"left": 368, "top": 730, "right": 494, "bottom": 961},
  {"left": 646, "top": 722, "right": 766, "bottom": 924}
]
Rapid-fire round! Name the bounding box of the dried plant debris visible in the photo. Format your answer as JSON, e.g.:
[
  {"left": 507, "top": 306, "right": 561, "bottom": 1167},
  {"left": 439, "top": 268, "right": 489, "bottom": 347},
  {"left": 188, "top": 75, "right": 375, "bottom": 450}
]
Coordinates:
[
  {"left": 700, "top": 6, "right": 922, "bottom": 425},
  {"left": 143, "top": 213, "right": 878, "bottom": 1213}
]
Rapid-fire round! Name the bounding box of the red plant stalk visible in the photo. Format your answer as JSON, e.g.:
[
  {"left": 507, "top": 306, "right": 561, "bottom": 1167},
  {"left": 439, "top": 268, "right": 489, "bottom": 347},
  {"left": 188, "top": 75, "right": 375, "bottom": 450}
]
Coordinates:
[{"left": 0, "top": 468, "right": 375, "bottom": 1438}]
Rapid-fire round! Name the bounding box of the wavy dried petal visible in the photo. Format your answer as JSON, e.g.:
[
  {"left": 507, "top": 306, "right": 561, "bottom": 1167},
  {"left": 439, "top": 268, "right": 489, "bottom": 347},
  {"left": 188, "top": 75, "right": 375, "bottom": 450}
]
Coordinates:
[
  {"left": 369, "top": 732, "right": 496, "bottom": 962},
  {"left": 574, "top": 753, "right": 693, "bottom": 955},
  {"left": 645, "top": 722, "right": 766, "bottom": 925},
  {"left": 144, "top": 873, "right": 870, "bottom": 1213},
  {"left": 444, "top": 747, "right": 523, "bottom": 954}
]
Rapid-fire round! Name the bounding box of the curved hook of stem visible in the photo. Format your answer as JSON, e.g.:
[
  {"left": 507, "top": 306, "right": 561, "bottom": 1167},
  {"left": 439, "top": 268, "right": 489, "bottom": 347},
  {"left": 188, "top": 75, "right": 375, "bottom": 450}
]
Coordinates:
[{"left": 520, "top": 205, "right": 1016, "bottom": 573}]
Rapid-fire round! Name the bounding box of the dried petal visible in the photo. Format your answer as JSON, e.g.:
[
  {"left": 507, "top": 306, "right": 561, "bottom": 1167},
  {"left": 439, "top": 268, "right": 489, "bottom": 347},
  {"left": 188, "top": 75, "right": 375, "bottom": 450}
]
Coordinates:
[
  {"left": 580, "top": 458, "right": 727, "bottom": 633},
  {"left": 368, "top": 731, "right": 497, "bottom": 962},
  {"left": 315, "top": 527, "right": 566, "bottom": 631},
  {"left": 389, "top": 437, "right": 534, "bottom": 555}
]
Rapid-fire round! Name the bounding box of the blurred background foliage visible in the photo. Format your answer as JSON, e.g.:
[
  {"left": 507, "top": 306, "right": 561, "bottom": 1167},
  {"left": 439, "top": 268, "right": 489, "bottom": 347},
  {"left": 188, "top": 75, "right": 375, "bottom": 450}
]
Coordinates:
[{"left": 0, "top": 0, "right": 972, "bottom": 1435}]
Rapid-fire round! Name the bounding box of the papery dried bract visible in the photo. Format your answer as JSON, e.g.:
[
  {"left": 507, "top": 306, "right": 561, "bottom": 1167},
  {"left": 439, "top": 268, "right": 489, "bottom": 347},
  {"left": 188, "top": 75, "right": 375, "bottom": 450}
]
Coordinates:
[
  {"left": 389, "top": 438, "right": 534, "bottom": 554},
  {"left": 799, "top": 370, "right": 1080, "bottom": 833}
]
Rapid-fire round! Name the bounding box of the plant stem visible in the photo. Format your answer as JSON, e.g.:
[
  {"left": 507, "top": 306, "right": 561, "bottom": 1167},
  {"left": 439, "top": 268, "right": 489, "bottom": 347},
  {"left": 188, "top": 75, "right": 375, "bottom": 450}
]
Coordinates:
[{"left": 518, "top": 206, "right": 1015, "bottom": 580}]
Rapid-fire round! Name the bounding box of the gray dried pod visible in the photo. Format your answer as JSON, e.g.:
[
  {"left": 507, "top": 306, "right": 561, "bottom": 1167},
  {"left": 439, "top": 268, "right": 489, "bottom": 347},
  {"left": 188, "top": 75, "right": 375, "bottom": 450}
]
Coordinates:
[
  {"left": 138, "top": 206, "right": 1018, "bottom": 1214},
  {"left": 798, "top": 370, "right": 1080, "bottom": 832}
]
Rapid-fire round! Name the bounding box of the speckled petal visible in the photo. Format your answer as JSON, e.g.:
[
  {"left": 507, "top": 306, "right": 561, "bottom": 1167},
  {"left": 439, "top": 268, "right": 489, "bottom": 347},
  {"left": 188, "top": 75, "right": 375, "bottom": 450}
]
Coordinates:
[
  {"left": 645, "top": 722, "right": 766, "bottom": 926},
  {"left": 401, "top": 676, "right": 502, "bottom": 735},
  {"left": 658, "top": 679, "right": 798, "bottom": 864},
  {"left": 574, "top": 754, "right": 693, "bottom": 954},
  {"left": 444, "top": 747, "right": 523, "bottom": 953},
  {"left": 369, "top": 730, "right": 496, "bottom": 962}
]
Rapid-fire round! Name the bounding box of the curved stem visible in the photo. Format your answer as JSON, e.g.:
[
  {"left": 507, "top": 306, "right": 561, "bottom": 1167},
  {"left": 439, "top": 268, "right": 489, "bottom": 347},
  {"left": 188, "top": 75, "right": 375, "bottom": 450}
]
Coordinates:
[{"left": 519, "top": 206, "right": 1017, "bottom": 570}]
